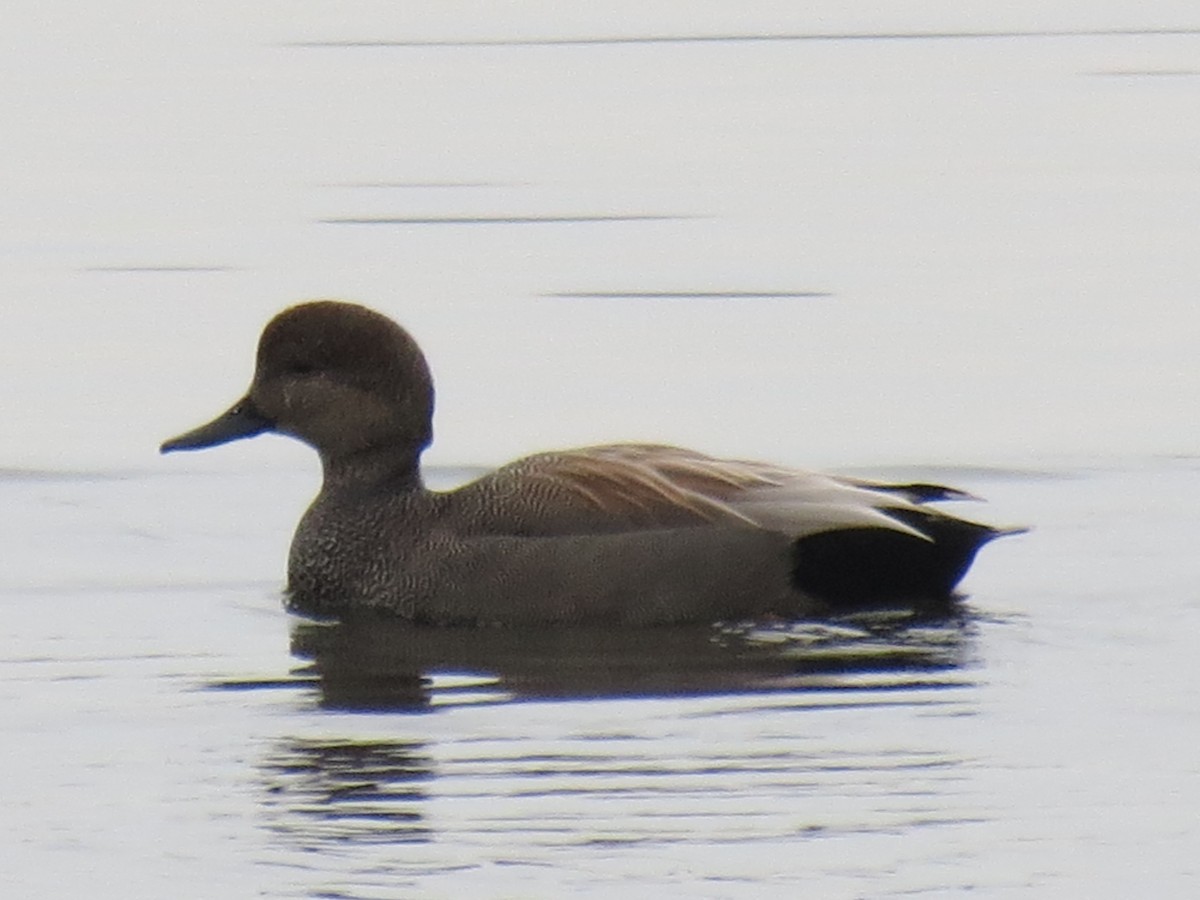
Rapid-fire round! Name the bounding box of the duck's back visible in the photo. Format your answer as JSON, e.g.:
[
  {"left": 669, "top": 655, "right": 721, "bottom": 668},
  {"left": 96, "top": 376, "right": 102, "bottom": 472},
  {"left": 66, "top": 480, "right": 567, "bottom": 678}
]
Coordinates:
[{"left": 442, "top": 444, "right": 928, "bottom": 537}]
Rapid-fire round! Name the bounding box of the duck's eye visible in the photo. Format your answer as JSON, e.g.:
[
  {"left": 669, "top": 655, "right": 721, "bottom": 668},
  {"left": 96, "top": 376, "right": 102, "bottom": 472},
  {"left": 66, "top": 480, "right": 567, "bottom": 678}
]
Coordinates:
[{"left": 287, "top": 361, "right": 317, "bottom": 377}]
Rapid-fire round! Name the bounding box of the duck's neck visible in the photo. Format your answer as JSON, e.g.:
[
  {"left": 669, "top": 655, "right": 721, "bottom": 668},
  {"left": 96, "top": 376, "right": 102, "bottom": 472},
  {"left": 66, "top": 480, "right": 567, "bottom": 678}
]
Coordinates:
[{"left": 319, "top": 444, "right": 426, "bottom": 495}]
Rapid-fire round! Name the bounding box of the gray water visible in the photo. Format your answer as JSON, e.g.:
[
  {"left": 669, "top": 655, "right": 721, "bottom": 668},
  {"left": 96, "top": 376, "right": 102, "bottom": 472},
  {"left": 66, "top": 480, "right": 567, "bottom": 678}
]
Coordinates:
[{"left": 3, "top": 3, "right": 1199, "bottom": 897}]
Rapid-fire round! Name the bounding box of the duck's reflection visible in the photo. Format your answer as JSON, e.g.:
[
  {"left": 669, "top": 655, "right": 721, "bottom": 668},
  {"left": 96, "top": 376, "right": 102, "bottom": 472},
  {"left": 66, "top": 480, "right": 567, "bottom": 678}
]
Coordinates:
[
  {"left": 260, "top": 613, "right": 977, "bottom": 873},
  {"left": 289, "top": 609, "right": 976, "bottom": 712},
  {"left": 259, "top": 737, "right": 435, "bottom": 847}
]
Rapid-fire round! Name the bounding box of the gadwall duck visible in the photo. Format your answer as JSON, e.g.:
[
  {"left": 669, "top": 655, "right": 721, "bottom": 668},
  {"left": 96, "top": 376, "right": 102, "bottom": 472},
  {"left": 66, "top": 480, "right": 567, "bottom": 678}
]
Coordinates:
[{"left": 162, "top": 300, "right": 1017, "bottom": 625}]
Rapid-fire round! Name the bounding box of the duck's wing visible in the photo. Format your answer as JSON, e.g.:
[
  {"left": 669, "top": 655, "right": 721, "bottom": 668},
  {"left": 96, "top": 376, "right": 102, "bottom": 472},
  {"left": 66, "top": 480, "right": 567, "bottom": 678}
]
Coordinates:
[{"left": 483, "top": 444, "right": 952, "bottom": 540}]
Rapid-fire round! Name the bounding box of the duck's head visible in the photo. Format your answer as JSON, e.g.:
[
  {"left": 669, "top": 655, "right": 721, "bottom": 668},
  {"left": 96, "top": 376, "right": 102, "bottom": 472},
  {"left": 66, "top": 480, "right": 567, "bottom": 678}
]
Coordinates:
[{"left": 161, "top": 301, "right": 434, "bottom": 466}]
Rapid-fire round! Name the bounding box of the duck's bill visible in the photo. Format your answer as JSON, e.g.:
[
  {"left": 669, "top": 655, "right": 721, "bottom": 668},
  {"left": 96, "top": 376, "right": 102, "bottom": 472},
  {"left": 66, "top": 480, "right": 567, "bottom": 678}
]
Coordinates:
[{"left": 160, "top": 397, "right": 274, "bottom": 453}]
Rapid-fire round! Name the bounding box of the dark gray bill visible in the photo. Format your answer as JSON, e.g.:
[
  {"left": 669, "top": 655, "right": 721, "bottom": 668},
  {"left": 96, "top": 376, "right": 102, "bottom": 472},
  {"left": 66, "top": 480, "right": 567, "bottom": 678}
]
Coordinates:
[{"left": 160, "top": 397, "right": 274, "bottom": 453}]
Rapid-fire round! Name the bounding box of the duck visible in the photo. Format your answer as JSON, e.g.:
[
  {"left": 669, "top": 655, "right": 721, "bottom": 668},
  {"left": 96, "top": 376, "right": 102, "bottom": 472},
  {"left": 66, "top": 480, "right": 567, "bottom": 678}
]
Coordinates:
[{"left": 161, "top": 300, "right": 1018, "bottom": 625}]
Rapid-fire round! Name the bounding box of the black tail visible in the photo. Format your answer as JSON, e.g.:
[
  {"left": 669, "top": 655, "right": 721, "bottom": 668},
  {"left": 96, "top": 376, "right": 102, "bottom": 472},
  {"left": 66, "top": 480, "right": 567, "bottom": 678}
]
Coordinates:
[{"left": 790, "top": 507, "right": 1013, "bottom": 609}]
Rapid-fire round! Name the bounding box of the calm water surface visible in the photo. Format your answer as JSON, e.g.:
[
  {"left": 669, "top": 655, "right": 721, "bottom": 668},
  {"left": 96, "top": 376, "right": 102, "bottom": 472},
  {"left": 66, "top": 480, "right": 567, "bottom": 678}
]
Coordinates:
[
  {"left": 3, "top": 460, "right": 1198, "bottom": 897},
  {"left": 2, "top": 2, "right": 1199, "bottom": 897}
]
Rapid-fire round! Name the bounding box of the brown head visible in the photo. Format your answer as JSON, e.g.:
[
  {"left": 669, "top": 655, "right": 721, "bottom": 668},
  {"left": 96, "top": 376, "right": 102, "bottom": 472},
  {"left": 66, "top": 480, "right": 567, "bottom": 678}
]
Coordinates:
[{"left": 161, "top": 301, "right": 435, "bottom": 470}]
